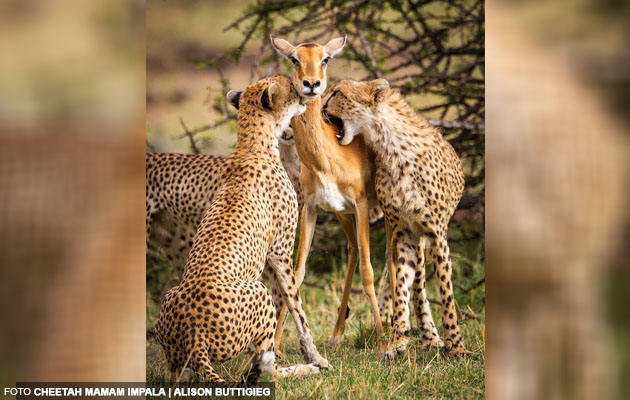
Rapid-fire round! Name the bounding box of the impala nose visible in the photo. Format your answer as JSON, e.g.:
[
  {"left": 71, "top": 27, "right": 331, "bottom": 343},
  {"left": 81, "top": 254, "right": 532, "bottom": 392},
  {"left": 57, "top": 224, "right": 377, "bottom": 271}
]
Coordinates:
[{"left": 302, "top": 80, "right": 321, "bottom": 90}]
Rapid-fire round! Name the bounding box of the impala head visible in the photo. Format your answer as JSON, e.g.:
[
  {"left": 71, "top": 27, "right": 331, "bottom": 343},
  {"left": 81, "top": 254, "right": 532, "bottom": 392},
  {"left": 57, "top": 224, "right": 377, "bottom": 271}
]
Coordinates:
[{"left": 271, "top": 35, "right": 347, "bottom": 99}]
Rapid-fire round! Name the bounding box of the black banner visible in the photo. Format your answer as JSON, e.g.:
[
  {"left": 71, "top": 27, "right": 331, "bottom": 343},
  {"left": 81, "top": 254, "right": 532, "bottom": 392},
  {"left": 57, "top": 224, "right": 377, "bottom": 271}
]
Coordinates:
[{"left": 8, "top": 383, "right": 274, "bottom": 400}]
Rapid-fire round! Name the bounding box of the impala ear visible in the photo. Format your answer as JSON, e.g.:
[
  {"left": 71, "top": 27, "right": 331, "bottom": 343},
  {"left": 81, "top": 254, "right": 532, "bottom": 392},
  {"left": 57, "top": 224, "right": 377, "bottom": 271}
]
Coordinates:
[
  {"left": 270, "top": 35, "right": 296, "bottom": 58},
  {"left": 324, "top": 35, "right": 347, "bottom": 57},
  {"left": 371, "top": 79, "right": 390, "bottom": 103},
  {"left": 261, "top": 83, "right": 279, "bottom": 111},
  {"left": 226, "top": 90, "right": 242, "bottom": 110}
]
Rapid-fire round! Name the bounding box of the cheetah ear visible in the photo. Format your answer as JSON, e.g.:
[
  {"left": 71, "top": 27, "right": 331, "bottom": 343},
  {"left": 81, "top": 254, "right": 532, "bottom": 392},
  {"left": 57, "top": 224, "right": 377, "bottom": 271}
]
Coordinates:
[
  {"left": 226, "top": 90, "right": 242, "bottom": 110},
  {"left": 371, "top": 78, "right": 389, "bottom": 103},
  {"left": 324, "top": 35, "right": 347, "bottom": 58},
  {"left": 261, "top": 82, "right": 278, "bottom": 111},
  {"left": 270, "top": 35, "right": 296, "bottom": 59}
]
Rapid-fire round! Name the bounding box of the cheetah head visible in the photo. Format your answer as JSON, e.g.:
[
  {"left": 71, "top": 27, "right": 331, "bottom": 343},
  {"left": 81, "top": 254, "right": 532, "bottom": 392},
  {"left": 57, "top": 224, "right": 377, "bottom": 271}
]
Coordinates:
[
  {"left": 270, "top": 35, "right": 347, "bottom": 100},
  {"left": 322, "top": 79, "right": 390, "bottom": 145},
  {"left": 226, "top": 75, "right": 306, "bottom": 140},
  {"left": 227, "top": 89, "right": 295, "bottom": 144}
]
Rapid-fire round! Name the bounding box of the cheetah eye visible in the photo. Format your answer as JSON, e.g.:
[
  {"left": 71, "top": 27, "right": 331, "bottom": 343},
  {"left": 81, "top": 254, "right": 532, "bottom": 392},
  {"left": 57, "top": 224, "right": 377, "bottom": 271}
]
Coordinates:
[
  {"left": 323, "top": 89, "right": 339, "bottom": 109},
  {"left": 322, "top": 56, "right": 331, "bottom": 65},
  {"left": 289, "top": 56, "right": 300, "bottom": 66}
]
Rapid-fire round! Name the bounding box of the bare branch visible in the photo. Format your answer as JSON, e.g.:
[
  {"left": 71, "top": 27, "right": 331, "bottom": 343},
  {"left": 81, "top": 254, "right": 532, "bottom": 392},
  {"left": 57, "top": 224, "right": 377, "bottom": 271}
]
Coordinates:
[
  {"left": 177, "top": 115, "right": 236, "bottom": 138},
  {"left": 428, "top": 119, "right": 485, "bottom": 131},
  {"left": 178, "top": 117, "right": 200, "bottom": 154},
  {"left": 355, "top": 20, "right": 382, "bottom": 78}
]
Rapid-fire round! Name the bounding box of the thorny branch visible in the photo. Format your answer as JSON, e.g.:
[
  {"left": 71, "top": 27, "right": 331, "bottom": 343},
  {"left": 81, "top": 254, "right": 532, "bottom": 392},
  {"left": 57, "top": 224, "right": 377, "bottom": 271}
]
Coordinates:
[{"left": 185, "top": 0, "right": 484, "bottom": 212}]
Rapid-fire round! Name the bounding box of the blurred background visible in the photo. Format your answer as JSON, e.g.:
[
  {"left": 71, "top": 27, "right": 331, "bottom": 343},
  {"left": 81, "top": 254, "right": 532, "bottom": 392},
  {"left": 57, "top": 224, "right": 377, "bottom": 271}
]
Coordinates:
[
  {"left": 0, "top": 0, "right": 145, "bottom": 384},
  {"left": 485, "top": 1, "right": 628, "bottom": 399}
]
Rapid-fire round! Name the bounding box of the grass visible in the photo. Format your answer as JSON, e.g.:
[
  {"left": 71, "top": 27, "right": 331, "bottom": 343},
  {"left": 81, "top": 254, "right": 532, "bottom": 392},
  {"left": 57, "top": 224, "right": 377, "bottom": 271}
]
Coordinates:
[{"left": 147, "top": 230, "right": 485, "bottom": 399}]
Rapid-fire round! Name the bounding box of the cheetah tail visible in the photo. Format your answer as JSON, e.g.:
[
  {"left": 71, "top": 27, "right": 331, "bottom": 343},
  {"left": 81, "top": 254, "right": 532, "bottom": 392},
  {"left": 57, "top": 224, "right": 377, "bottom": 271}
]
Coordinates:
[
  {"left": 183, "top": 346, "right": 225, "bottom": 383},
  {"left": 198, "top": 362, "right": 225, "bottom": 383}
]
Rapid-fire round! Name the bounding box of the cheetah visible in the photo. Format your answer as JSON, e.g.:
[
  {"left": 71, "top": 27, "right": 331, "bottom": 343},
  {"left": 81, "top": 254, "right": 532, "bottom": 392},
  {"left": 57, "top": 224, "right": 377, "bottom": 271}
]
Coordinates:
[
  {"left": 154, "top": 75, "right": 329, "bottom": 382},
  {"left": 323, "top": 78, "right": 470, "bottom": 358},
  {"left": 146, "top": 131, "right": 302, "bottom": 276}
]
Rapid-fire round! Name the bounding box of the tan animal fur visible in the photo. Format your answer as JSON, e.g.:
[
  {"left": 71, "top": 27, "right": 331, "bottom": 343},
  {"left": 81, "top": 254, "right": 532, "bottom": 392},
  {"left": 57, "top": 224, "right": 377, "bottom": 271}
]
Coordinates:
[
  {"left": 270, "top": 35, "right": 387, "bottom": 351},
  {"left": 324, "top": 79, "right": 470, "bottom": 358},
  {"left": 154, "top": 76, "right": 329, "bottom": 382}
]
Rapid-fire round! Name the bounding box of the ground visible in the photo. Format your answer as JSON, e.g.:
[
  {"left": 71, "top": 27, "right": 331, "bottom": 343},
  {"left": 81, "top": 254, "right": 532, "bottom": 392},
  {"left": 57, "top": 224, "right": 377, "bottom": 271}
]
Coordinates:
[{"left": 147, "top": 222, "right": 485, "bottom": 399}]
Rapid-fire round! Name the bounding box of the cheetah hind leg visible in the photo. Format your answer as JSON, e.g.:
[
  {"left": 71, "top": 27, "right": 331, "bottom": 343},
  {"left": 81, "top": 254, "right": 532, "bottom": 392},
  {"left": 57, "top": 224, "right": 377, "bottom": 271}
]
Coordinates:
[
  {"left": 434, "top": 234, "right": 471, "bottom": 357},
  {"left": 412, "top": 239, "right": 444, "bottom": 350}
]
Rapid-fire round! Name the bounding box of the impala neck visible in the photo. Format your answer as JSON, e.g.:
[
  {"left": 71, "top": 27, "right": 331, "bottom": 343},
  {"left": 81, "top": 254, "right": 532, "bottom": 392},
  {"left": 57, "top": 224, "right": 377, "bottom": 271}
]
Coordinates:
[{"left": 290, "top": 96, "right": 336, "bottom": 172}]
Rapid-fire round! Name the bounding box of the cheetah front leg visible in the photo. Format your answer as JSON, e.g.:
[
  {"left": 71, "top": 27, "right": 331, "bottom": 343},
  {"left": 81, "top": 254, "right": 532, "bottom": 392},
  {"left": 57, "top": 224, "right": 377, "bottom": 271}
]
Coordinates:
[
  {"left": 274, "top": 202, "right": 317, "bottom": 350},
  {"left": 377, "top": 268, "right": 392, "bottom": 325},
  {"left": 382, "top": 226, "right": 416, "bottom": 360},
  {"left": 434, "top": 234, "right": 470, "bottom": 357},
  {"left": 266, "top": 254, "right": 331, "bottom": 370},
  {"left": 245, "top": 285, "right": 319, "bottom": 384},
  {"left": 377, "top": 220, "right": 395, "bottom": 327}
]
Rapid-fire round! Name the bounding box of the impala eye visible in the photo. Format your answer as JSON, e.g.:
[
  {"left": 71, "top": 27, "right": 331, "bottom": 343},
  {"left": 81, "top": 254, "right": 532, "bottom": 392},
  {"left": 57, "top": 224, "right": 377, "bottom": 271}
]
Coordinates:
[
  {"left": 322, "top": 57, "right": 331, "bottom": 65},
  {"left": 289, "top": 56, "right": 300, "bottom": 65}
]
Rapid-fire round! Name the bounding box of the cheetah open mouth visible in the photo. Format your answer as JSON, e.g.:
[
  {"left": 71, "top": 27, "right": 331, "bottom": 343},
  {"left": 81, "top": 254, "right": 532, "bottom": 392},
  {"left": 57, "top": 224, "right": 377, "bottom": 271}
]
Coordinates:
[{"left": 322, "top": 110, "right": 345, "bottom": 141}]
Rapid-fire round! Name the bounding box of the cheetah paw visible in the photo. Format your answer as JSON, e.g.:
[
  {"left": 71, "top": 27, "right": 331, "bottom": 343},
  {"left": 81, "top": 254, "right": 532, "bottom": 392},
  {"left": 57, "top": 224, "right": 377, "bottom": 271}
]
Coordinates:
[
  {"left": 274, "top": 349, "right": 286, "bottom": 360},
  {"left": 421, "top": 339, "right": 444, "bottom": 351},
  {"left": 313, "top": 356, "right": 332, "bottom": 371},
  {"left": 305, "top": 363, "right": 321, "bottom": 375},
  {"left": 380, "top": 348, "right": 398, "bottom": 361},
  {"left": 381, "top": 343, "right": 405, "bottom": 361},
  {"left": 275, "top": 363, "right": 320, "bottom": 379},
  {"left": 447, "top": 346, "right": 473, "bottom": 357},
  {"left": 326, "top": 336, "right": 343, "bottom": 348}
]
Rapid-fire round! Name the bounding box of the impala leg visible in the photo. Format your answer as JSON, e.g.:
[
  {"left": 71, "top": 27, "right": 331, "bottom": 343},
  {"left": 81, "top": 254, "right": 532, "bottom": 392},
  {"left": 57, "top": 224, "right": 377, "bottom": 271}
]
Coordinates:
[
  {"left": 327, "top": 213, "right": 358, "bottom": 346},
  {"left": 355, "top": 199, "right": 385, "bottom": 350}
]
